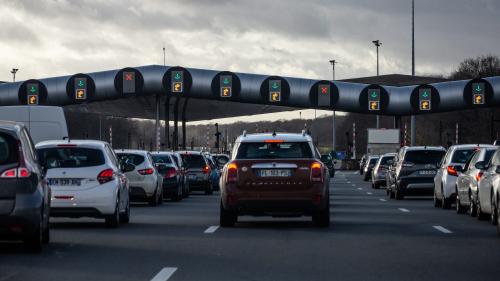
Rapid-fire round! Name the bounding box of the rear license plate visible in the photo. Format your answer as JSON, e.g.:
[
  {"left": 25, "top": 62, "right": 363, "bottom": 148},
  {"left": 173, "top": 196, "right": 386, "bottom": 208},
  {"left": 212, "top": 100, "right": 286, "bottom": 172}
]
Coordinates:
[
  {"left": 48, "top": 178, "right": 81, "bottom": 186},
  {"left": 419, "top": 170, "right": 436, "bottom": 175},
  {"left": 258, "top": 169, "right": 292, "bottom": 177},
  {"left": 188, "top": 175, "right": 197, "bottom": 180}
]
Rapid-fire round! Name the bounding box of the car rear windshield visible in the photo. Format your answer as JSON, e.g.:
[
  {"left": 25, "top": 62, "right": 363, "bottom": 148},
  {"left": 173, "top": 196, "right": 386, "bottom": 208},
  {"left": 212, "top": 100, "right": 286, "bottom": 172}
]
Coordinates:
[
  {"left": 451, "top": 149, "right": 476, "bottom": 164},
  {"left": 151, "top": 154, "right": 172, "bottom": 165},
  {"left": 116, "top": 153, "right": 145, "bottom": 166},
  {"left": 404, "top": 150, "right": 445, "bottom": 165},
  {"left": 235, "top": 142, "right": 313, "bottom": 159},
  {"left": 369, "top": 158, "right": 379, "bottom": 165},
  {"left": 484, "top": 149, "right": 496, "bottom": 164},
  {"left": 0, "top": 132, "right": 19, "bottom": 165},
  {"left": 37, "top": 147, "right": 105, "bottom": 169},
  {"left": 181, "top": 154, "right": 206, "bottom": 168},
  {"left": 380, "top": 156, "right": 395, "bottom": 165}
]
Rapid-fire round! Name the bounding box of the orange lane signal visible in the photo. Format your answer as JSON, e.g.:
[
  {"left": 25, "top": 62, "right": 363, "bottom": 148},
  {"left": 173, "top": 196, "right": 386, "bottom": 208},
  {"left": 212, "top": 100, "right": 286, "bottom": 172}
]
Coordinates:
[
  {"left": 172, "top": 82, "right": 183, "bottom": 93},
  {"left": 473, "top": 94, "right": 484, "bottom": 105},
  {"left": 270, "top": 92, "right": 281, "bottom": 102},
  {"left": 420, "top": 100, "right": 431, "bottom": 110},
  {"left": 28, "top": 95, "right": 38, "bottom": 105},
  {"left": 75, "top": 89, "right": 86, "bottom": 100},
  {"left": 221, "top": 87, "right": 231, "bottom": 97},
  {"left": 369, "top": 101, "right": 379, "bottom": 111}
]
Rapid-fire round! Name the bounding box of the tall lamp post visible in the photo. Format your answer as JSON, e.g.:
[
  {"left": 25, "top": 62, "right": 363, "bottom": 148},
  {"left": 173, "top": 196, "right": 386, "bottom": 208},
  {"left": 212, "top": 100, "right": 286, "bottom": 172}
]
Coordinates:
[
  {"left": 10, "top": 68, "right": 18, "bottom": 82},
  {"left": 372, "top": 40, "right": 382, "bottom": 129},
  {"left": 329, "top": 60, "right": 337, "bottom": 153},
  {"left": 410, "top": 0, "right": 417, "bottom": 146}
]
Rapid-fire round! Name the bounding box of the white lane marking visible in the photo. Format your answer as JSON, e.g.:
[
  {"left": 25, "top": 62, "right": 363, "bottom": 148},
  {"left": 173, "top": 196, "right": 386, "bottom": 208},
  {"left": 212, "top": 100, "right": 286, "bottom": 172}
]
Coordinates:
[
  {"left": 347, "top": 181, "right": 351, "bottom": 184},
  {"left": 204, "top": 225, "right": 219, "bottom": 234},
  {"left": 151, "top": 267, "right": 177, "bottom": 281},
  {"left": 352, "top": 172, "right": 358, "bottom": 175},
  {"left": 433, "top": 225, "right": 452, "bottom": 234},
  {"left": 0, "top": 272, "right": 18, "bottom": 281},
  {"left": 357, "top": 187, "right": 362, "bottom": 190},
  {"left": 398, "top": 208, "right": 410, "bottom": 213},
  {"left": 367, "top": 192, "right": 372, "bottom": 195},
  {"left": 352, "top": 184, "right": 356, "bottom": 187},
  {"left": 379, "top": 198, "right": 386, "bottom": 202}
]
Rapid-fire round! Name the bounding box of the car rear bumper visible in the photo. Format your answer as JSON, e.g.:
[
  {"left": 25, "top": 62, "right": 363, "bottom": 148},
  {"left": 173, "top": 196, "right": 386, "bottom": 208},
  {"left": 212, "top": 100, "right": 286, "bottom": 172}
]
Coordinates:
[
  {"left": 162, "top": 179, "right": 179, "bottom": 195},
  {"left": 188, "top": 180, "right": 210, "bottom": 191},
  {"left": 50, "top": 184, "right": 117, "bottom": 216},
  {"left": 0, "top": 194, "right": 43, "bottom": 239},
  {"left": 398, "top": 177, "right": 435, "bottom": 195}
]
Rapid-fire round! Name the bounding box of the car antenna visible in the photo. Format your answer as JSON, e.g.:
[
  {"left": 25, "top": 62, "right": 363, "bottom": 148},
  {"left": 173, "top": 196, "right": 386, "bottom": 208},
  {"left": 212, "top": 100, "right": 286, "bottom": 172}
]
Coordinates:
[
  {"left": 272, "top": 131, "right": 276, "bottom": 137},
  {"left": 242, "top": 130, "right": 247, "bottom": 137},
  {"left": 302, "top": 129, "right": 306, "bottom": 136},
  {"left": 63, "top": 136, "right": 70, "bottom": 143}
]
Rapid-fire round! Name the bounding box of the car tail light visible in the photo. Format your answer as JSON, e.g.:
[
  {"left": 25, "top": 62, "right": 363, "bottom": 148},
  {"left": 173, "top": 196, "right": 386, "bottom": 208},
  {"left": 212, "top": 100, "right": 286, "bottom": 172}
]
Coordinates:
[
  {"left": 0, "top": 142, "right": 33, "bottom": 179},
  {"left": 447, "top": 165, "right": 458, "bottom": 176},
  {"left": 475, "top": 171, "right": 484, "bottom": 182},
  {"left": 1, "top": 168, "right": 17, "bottom": 178},
  {"left": 311, "top": 162, "right": 323, "bottom": 182},
  {"left": 227, "top": 163, "right": 238, "bottom": 183},
  {"left": 164, "top": 167, "right": 177, "bottom": 179},
  {"left": 138, "top": 168, "right": 154, "bottom": 175},
  {"left": 97, "top": 169, "right": 115, "bottom": 184},
  {"left": 203, "top": 165, "right": 210, "bottom": 174}
]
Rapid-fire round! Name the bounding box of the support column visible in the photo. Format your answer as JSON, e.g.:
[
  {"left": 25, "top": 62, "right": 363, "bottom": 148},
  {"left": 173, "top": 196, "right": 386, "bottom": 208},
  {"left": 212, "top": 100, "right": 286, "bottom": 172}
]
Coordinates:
[
  {"left": 173, "top": 97, "right": 180, "bottom": 150},
  {"left": 410, "top": 115, "right": 416, "bottom": 145},
  {"left": 165, "top": 96, "right": 170, "bottom": 149},
  {"left": 332, "top": 111, "right": 336, "bottom": 153},
  {"left": 181, "top": 98, "right": 189, "bottom": 150},
  {"left": 393, "top": 116, "right": 400, "bottom": 129},
  {"left": 155, "top": 94, "right": 160, "bottom": 151}
]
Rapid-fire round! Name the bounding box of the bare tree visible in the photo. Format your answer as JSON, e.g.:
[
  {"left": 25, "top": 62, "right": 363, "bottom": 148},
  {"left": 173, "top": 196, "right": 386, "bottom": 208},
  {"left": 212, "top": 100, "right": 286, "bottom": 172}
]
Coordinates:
[{"left": 449, "top": 54, "right": 500, "bottom": 79}]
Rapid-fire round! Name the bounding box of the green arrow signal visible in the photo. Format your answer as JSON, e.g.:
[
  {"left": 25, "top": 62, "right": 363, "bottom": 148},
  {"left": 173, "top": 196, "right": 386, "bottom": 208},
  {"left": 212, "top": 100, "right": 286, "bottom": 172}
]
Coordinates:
[
  {"left": 223, "top": 78, "right": 229, "bottom": 85},
  {"left": 475, "top": 84, "right": 481, "bottom": 92},
  {"left": 371, "top": 91, "right": 377, "bottom": 98},
  {"left": 30, "top": 86, "right": 36, "bottom": 93},
  {"left": 78, "top": 80, "right": 84, "bottom": 87},
  {"left": 174, "top": 73, "right": 181, "bottom": 80},
  {"left": 272, "top": 82, "right": 279, "bottom": 89},
  {"left": 422, "top": 91, "right": 429, "bottom": 98}
]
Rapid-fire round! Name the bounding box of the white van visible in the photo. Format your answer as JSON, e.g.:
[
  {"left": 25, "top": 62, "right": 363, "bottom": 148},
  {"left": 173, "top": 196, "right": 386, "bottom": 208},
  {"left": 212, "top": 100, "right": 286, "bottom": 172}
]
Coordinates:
[{"left": 0, "top": 106, "right": 68, "bottom": 144}]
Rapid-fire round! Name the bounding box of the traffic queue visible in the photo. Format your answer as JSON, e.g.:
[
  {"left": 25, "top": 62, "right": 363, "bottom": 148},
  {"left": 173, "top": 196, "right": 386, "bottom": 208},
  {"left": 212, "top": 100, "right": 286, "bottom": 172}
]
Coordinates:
[{"left": 361, "top": 142, "right": 500, "bottom": 236}]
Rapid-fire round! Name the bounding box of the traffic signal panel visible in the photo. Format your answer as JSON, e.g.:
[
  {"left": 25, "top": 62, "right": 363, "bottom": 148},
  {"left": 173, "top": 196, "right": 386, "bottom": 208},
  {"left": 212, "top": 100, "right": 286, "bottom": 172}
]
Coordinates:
[
  {"left": 27, "top": 83, "right": 39, "bottom": 105},
  {"left": 171, "top": 71, "right": 184, "bottom": 93},
  {"left": 75, "top": 78, "right": 87, "bottom": 100},
  {"left": 220, "top": 75, "right": 232, "bottom": 97},
  {"left": 368, "top": 89, "right": 380, "bottom": 111},
  {"left": 269, "top": 80, "right": 281, "bottom": 102},
  {"left": 472, "top": 82, "right": 485, "bottom": 105},
  {"left": 418, "top": 88, "right": 431, "bottom": 110},
  {"left": 123, "top": 72, "right": 135, "bottom": 94},
  {"left": 318, "top": 84, "right": 330, "bottom": 106}
]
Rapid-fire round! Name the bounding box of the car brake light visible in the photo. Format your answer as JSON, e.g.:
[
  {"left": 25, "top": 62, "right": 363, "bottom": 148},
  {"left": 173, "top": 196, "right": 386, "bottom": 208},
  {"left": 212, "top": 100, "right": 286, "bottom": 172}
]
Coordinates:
[
  {"left": 0, "top": 167, "right": 31, "bottom": 178},
  {"left": 165, "top": 168, "right": 177, "bottom": 179},
  {"left": 447, "top": 165, "right": 458, "bottom": 176},
  {"left": 264, "top": 139, "right": 284, "bottom": 143},
  {"left": 475, "top": 171, "right": 484, "bottom": 182},
  {"left": 18, "top": 167, "right": 30, "bottom": 178},
  {"left": 97, "top": 169, "right": 114, "bottom": 184},
  {"left": 227, "top": 163, "right": 238, "bottom": 183},
  {"left": 138, "top": 168, "right": 154, "bottom": 175},
  {"left": 311, "top": 162, "right": 323, "bottom": 182},
  {"left": 57, "top": 144, "right": 77, "bottom": 147},
  {"left": 203, "top": 165, "right": 210, "bottom": 174},
  {"left": 1, "top": 168, "right": 17, "bottom": 178}
]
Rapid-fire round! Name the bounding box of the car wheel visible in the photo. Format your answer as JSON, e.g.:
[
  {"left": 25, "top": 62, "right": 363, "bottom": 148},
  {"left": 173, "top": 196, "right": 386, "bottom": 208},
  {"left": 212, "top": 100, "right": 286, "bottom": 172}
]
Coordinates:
[
  {"left": 172, "top": 187, "right": 182, "bottom": 202},
  {"left": 205, "top": 183, "right": 213, "bottom": 195},
  {"left": 491, "top": 195, "right": 498, "bottom": 225},
  {"left": 441, "top": 186, "right": 451, "bottom": 209},
  {"left": 395, "top": 185, "right": 404, "bottom": 200},
  {"left": 313, "top": 197, "right": 330, "bottom": 227},
  {"left": 185, "top": 182, "right": 190, "bottom": 198},
  {"left": 25, "top": 218, "right": 43, "bottom": 253},
  {"left": 477, "top": 197, "right": 487, "bottom": 220},
  {"left": 456, "top": 192, "right": 466, "bottom": 214},
  {"left": 105, "top": 199, "right": 120, "bottom": 228},
  {"left": 389, "top": 187, "right": 395, "bottom": 199},
  {"left": 220, "top": 202, "right": 237, "bottom": 227},
  {"left": 469, "top": 192, "right": 477, "bottom": 217},
  {"left": 119, "top": 199, "right": 130, "bottom": 224},
  {"left": 434, "top": 191, "right": 441, "bottom": 208},
  {"left": 148, "top": 189, "right": 159, "bottom": 206},
  {"left": 42, "top": 215, "right": 50, "bottom": 244},
  {"left": 496, "top": 196, "right": 500, "bottom": 236}
]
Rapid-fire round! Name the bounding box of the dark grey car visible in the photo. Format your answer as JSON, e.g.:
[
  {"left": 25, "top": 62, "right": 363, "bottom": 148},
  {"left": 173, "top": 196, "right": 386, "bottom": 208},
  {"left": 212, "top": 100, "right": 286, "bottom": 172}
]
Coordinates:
[{"left": 0, "top": 121, "right": 50, "bottom": 252}]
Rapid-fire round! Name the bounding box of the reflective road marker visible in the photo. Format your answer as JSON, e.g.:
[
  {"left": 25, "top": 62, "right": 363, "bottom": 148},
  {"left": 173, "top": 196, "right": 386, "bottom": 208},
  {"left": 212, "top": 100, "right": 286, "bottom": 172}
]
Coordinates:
[
  {"left": 379, "top": 198, "right": 386, "bottom": 202},
  {"left": 398, "top": 208, "right": 410, "bottom": 213},
  {"left": 204, "top": 225, "right": 219, "bottom": 234},
  {"left": 433, "top": 225, "right": 452, "bottom": 234},
  {"left": 151, "top": 267, "right": 177, "bottom": 281}
]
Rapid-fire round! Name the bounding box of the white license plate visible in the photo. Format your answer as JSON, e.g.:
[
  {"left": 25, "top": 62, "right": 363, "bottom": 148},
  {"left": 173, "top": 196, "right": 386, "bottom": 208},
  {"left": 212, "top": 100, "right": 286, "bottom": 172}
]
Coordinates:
[
  {"left": 48, "top": 178, "right": 81, "bottom": 186},
  {"left": 188, "top": 175, "right": 197, "bottom": 180},
  {"left": 419, "top": 170, "right": 436, "bottom": 175},
  {"left": 258, "top": 169, "right": 292, "bottom": 177}
]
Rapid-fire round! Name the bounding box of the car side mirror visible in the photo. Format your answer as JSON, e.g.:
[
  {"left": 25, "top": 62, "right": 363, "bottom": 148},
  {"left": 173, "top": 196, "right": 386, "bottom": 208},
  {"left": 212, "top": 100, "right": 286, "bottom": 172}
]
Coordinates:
[
  {"left": 121, "top": 163, "right": 135, "bottom": 173},
  {"left": 474, "top": 161, "right": 486, "bottom": 170}
]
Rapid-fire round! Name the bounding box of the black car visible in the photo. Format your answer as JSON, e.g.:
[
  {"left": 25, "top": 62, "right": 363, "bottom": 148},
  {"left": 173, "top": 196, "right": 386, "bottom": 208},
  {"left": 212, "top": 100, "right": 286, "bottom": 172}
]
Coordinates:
[
  {"left": 386, "top": 146, "right": 446, "bottom": 200},
  {"left": 320, "top": 154, "right": 335, "bottom": 177},
  {"left": 0, "top": 121, "right": 50, "bottom": 252},
  {"left": 151, "top": 152, "right": 183, "bottom": 201}
]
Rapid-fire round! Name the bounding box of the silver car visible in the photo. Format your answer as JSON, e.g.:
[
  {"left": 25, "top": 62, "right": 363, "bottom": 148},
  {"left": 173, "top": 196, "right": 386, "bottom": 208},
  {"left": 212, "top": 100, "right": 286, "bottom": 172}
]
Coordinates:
[
  {"left": 363, "top": 155, "right": 379, "bottom": 181},
  {"left": 476, "top": 147, "right": 500, "bottom": 226},
  {"left": 371, "top": 153, "right": 396, "bottom": 189},
  {"left": 455, "top": 147, "right": 497, "bottom": 215}
]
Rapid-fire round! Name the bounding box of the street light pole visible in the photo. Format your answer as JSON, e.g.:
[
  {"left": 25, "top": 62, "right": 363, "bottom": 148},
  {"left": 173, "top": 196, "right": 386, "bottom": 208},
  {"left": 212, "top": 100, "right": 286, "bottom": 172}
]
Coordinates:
[
  {"left": 372, "top": 40, "right": 382, "bottom": 128},
  {"left": 10, "top": 68, "right": 18, "bottom": 82},
  {"left": 329, "top": 60, "right": 337, "bottom": 153},
  {"left": 410, "top": 0, "right": 417, "bottom": 146}
]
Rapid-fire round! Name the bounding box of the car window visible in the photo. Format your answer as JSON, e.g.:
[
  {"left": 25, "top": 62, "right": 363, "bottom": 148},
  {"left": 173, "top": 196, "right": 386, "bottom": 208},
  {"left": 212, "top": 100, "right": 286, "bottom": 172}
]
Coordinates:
[
  {"left": 181, "top": 154, "right": 207, "bottom": 168},
  {"left": 380, "top": 156, "right": 394, "bottom": 165},
  {"left": 369, "top": 158, "right": 379, "bottom": 165},
  {"left": 116, "top": 153, "right": 145, "bottom": 166},
  {"left": 152, "top": 154, "right": 173, "bottom": 165},
  {"left": 451, "top": 149, "right": 476, "bottom": 164},
  {"left": 37, "top": 147, "right": 105, "bottom": 169},
  {"left": 483, "top": 149, "right": 496, "bottom": 164},
  {"left": 464, "top": 151, "right": 479, "bottom": 171},
  {"left": 235, "top": 142, "right": 313, "bottom": 159},
  {"left": 105, "top": 145, "right": 119, "bottom": 168},
  {"left": 0, "top": 132, "right": 19, "bottom": 165},
  {"left": 404, "top": 150, "right": 445, "bottom": 165}
]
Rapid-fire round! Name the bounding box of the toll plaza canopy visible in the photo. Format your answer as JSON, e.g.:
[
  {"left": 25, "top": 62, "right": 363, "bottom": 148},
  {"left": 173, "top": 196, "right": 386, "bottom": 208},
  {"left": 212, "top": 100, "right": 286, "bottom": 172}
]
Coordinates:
[{"left": 0, "top": 65, "right": 498, "bottom": 121}]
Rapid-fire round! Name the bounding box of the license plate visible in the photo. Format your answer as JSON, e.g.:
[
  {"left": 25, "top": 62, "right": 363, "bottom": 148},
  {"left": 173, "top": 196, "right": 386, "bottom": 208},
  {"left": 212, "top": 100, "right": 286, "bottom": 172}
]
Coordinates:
[
  {"left": 48, "top": 178, "right": 81, "bottom": 186},
  {"left": 188, "top": 175, "right": 197, "bottom": 180},
  {"left": 419, "top": 170, "right": 436, "bottom": 175},
  {"left": 258, "top": 169, "right": 291, "bottom": 177}
]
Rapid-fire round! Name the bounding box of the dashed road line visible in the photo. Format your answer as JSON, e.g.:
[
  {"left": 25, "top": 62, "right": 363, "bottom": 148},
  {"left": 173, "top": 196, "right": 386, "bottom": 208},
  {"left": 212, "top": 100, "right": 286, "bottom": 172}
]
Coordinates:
[
  {"left": 204, "top": 225, "right": 219, "bottom": 234},
  {"left": 366, "top": 192, "right": 372, "bottom": 195},
  {"left": 151, "top": 267, "right": 177, "bottom": 281},
  {"left": 433, "top": 225, "right": 452, "bottom": 234},
  {"left": 0, "top": 272, "right": 18, "bottom": 281},
  {"left": 398, "top": 208, "right": 410, "bottom": 213},
  {"left": 379, "top": 198, "right": 386, "bottom": 202},
  {"left": 357, "top": 187, "right": 362, "bottom": 190},
  {"left": 352, "top": 184, "right": 356, "bottom": 187}
]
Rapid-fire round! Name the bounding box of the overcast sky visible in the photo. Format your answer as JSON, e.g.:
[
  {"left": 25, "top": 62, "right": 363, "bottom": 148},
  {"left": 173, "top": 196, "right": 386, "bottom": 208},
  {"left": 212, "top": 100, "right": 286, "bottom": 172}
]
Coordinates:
[{"left": 1, "top": 0, "right": 499, "bottom": 122}]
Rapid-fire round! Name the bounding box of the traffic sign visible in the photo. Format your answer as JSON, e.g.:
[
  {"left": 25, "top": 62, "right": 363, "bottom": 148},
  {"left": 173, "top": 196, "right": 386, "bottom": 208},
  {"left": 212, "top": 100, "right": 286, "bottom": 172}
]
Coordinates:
[
  {"left": 472, "top": 82, "right": 485, "bottom": 105},
  {"left": 172, "top": 82, "right": 183, "bottom": 93},
  {"left": 75, "top": 77, "right": 87, "bottom": 100},
  {"left": 318, "top": 84, "right": 330, "bottom": 106},
  {"left": 75, "top": 89, "right": 86, "bottom": 100},
  {"left": 123, "top": 71, "right": 135, "bottom": 93},
  {"left": 220, "top": 75, "right": 232, "bottom": 98},
  {"left": 27, "top": 94, "right": 38, "bottom": 105},
  {"left": 269, "top": 80, "right": 281, "bottom": 102},
  {"left": 418, "top": 88, "right": 431, "bottom": 110},
  {"left": 171, "top": 71, "right": 184, "bottom": 93},
  {"left": 368, "top": 89, "right": 380, "bottom": 111}
]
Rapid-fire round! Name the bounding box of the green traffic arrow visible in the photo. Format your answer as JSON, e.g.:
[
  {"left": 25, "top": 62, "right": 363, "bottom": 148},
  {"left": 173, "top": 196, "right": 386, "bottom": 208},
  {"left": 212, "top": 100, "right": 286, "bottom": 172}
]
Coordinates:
[
  {"left": 30, "top": 86, "right": 36, "bottom": 93},
  {"left": 475, "top": 84, "right": 481, "bottom": 92},
  {"left": 174, "top": 73, "right": 181, "bottom": 80},
  {"left": 78, "top": 80, "right": 84, "bottom": 87},
  {"left": 371, "top": 91, "right": 377, "bottom": 98},
  {"left": 223, "top": 78, "right": 229, "bottom": 85},
  {"left": 272, "top": 82, "right": 279, "bottom": 89},
  {"left": 422, "top": 91, "right": 429, "bottom": 98}
]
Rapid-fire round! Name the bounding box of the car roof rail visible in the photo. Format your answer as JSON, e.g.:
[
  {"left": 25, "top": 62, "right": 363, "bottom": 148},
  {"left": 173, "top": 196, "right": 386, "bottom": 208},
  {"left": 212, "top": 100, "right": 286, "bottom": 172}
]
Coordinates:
[
  {"left": 242, "top": 130, "right": 247, "bottom": 137},
  {"left": 302, "top": 129, "right": 306, "bottom": 136}
]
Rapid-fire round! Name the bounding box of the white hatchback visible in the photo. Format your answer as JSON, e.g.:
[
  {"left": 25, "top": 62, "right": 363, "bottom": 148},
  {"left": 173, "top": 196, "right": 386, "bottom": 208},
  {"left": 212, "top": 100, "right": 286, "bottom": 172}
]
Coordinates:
[
  {"left": 115, "top": 149, "right": 163, "bottom": 206},
  {"left": 36, "top": 140, "right": 132, "bottom": 227}
]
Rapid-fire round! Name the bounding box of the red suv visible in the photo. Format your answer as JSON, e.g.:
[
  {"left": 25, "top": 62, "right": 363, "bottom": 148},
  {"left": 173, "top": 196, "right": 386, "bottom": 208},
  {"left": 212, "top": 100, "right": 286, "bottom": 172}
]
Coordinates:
[{"left": 219, "top": 132, "right": 330, "bottom": 227}]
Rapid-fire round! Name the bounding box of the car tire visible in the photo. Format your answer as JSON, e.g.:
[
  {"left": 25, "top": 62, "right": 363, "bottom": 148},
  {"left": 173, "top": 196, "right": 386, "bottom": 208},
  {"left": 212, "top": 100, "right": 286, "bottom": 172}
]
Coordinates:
[
  {"left": 119, "top": 200, "right": 130, "bottom": 224},
  {"left": 477, "top": 197, "right": 487, "bottom": 220},
  {"left": 105, "top": 199, "right": 120, "bottom": 228},
  {"left": 172, "top": 187, "right": 182, "bottom": 202},
  {"left": 389, "top": 187, "right": 395, "bottom": 199},
  {"left": 469, "top": 193, "right": 477, "bottom": 217},
  {"left": 496, "top": 196, "right": 500, "bottom": 236},
  {"left": 395, "top": 185, "right": 404, "bottom": 200},
  {"left": 42, "top": 216, "right": 50, "bottom": 244},
  {"left": 149, "top": 190, "right": 159, "bottom": 206},
  {"left": 456, "top": 192, "right": 466, "bottom": 214},
  {"left": 434, "top": 191, "right": 441, "bottom": 208},
  {"left": 25, "top": 218, "right": 43, "bottom": 253},
  {"left": 441, "top": 186, "right": 450, "bottom": 209},
  {"left": 220, "top": 202, "right": 237, "bottom": 227},
  {"left": 205, "top": 183, "right": 213, "bottom": 195},
  {"left": 491, "top": 195, "right": 498, "bottom": 225},
  {"left": 313, "top": 198, "right": 330, "bottom": 228}
]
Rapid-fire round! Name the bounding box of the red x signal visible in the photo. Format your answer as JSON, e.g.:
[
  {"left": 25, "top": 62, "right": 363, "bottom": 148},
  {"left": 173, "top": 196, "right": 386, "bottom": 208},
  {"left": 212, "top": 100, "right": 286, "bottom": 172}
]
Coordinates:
[
  {"left": 321, "top": 87, "right": 328, "bottom": 94},
  {"left": 125, "top": 74, "right": 133, "bottom": 81}
]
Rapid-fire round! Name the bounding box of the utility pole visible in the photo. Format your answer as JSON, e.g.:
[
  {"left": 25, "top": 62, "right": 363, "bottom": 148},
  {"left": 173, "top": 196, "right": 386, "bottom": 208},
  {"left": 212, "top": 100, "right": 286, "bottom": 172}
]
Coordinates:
[
  {"left": 155, "top": 47, "right": 166, "bottom": 151},
  {"left": 329, "top": 60, "right": 337, "bottom": 153},
  {"left": 10, "top": 68, "right": 18, "bottom": 82},
  {"left": 410, "top": 0, "right": 417, "bottom": 146},
  {"left": 372, "top": 40, "right": 382, "bottom": 129}
]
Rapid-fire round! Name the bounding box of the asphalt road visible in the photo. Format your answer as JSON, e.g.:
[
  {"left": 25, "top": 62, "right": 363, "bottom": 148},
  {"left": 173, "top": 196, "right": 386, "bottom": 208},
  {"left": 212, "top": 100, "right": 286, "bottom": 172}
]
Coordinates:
[{"left": 1, "top": 171, "right": 500, "bottom": 281}]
